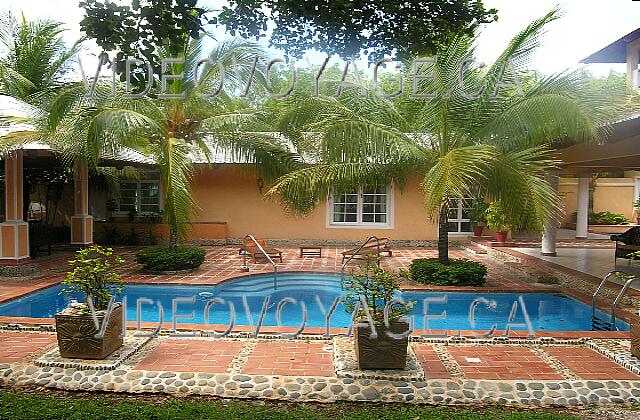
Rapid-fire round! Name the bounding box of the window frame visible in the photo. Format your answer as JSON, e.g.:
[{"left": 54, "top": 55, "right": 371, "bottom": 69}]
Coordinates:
[
  {"left": 115, "top": 174, "right": 163, "bottom": 216},
  {"left": 327, "top": 185, "right": 394, "bottom": 229},
  {"left": 446, "top": 197, "right": 473, "bottom": 236}
]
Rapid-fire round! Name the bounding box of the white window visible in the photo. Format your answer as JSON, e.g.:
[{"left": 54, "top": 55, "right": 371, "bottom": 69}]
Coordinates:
[
  {"left": 328, "top": 186, "right": 392, "bottom": 227},
  {"left": 447, "top": 197, "right": 472, "bottom": 234},
  {"left": 117, "top": 172, "right": 162, "bottom": 214}
]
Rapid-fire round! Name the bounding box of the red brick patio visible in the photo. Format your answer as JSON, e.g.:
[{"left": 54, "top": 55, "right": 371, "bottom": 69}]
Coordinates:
[
  {"left": 241, "top": 341, "right": 335, "bottom": 377},
  {"left": 545, "top": 347, "right": 640, "bottom": 380},
  {"left": 448, "top": 345, "right": 563, "bottom": 380},
  {"left": 0, "top": 332, "right": 55, "bottom": 364},
  {"left": 413, "top": 344, "right": 452, "bottom": 379},
  {"left": 134, "top": 339, "right": 244, "bottom": 373}
]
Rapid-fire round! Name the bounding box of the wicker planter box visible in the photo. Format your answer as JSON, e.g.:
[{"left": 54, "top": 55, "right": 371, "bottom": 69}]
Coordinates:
[
  {"left": 55, "top": 303, "right": 124, "bottom": 359},
  {"left": 354, "top": 319, "right": 409, "bottom": 370}
]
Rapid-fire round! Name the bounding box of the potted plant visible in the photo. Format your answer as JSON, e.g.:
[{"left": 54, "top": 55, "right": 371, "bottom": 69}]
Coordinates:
[
  {"left": 469, "top": 201, "right": 489, "bottom": 237},
  {"left": 56, "top": 245, "right": 125, "bottom": 359},
  {"left": 485, "top": 202, "right": 510, "bottom": 243},
  {"left": 634, "top": 199, "right": 640, "bottom": 225},
  {"left": 342, "top": 256, "right": 412, "bottom": 370}
]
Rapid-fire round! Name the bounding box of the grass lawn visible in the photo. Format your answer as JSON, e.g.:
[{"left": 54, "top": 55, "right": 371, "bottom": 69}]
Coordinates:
[{"left": 0, "top": 389, "right": 585, "bottom": 419}]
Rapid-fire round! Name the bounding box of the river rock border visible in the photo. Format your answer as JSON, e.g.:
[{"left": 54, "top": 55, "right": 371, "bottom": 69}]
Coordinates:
[
  {"left": 2, "top": 332, "right": 640, "bottom": 406},
  {"left": 2, "top": 363, "right": 640, "bottom": 406}
]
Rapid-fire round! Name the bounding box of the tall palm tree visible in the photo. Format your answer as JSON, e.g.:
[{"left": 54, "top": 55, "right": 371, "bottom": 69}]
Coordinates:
[
  {"left": 267, "top": 8, "right": 620, "bottom": 263},
  {"left": 52, "top": 37, "right": 300, "bottom": 250}
]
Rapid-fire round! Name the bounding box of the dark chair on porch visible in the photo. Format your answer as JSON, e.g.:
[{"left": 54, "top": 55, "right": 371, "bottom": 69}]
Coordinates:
[
  {"left": 28, "top": 220, "right": 52, "bottom": 258},
  {"left": 611, "top": 226, "right": 640, "bottom": 263}
]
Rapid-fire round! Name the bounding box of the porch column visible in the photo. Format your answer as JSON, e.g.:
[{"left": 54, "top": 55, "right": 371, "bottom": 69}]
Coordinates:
[
  {"left": 0, "top": 150, "right": 30, "bottom": 263},
  {"left": 70, "top": 160, "right": 93, "bottom": 245},
  {"left": 576, "top": 176, "right": 590, "bottom": 239},
  {"left": 541, "top": 168, "right": 559, "bottom": 256}
]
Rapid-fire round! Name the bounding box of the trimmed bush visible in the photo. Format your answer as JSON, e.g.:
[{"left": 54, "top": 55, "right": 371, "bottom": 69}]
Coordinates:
[
  {"left": 409, "top": 258, "right": 487, "bottom": 286},
  {"left": 136, "top": 246, "right": 206, "bottom": 272}
]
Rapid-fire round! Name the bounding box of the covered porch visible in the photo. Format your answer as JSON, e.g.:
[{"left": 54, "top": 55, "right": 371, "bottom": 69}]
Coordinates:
[{"left": 0, "top": 144, "right": 153, "bottom": 269}]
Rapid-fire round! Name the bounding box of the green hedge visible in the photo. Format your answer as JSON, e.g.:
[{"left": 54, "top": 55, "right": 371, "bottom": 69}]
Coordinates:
[
  {"left": 409, "top": 258, "right": 487, "bottom": 286},
  {"left": 135, "top": 246, "right": 206, "bottom": 272}
]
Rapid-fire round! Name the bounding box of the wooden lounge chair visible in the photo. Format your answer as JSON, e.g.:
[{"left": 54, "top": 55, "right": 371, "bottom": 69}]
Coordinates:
[
  {"left": 341, "top": 237, "right": 392, "bottom": 264},
  {"left": 238, "top": 239, "right": 283, "bottom": 262}
]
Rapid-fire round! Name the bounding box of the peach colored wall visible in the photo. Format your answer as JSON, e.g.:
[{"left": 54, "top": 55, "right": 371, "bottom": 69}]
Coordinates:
[
  {"left": 95, "top": 221, "right": 228, "bottom": 241},
  {"left": 558, "top": 177, "right": 636, "bottom": 225},
  {"left": 190, "top": 165, "right": 438, "bottom": 241},
  {"left": 593, "top": 178, "right": 635, "bottom": 220},
  {"left": 558, "top": 178, "right": 578, "bottom": 225}
]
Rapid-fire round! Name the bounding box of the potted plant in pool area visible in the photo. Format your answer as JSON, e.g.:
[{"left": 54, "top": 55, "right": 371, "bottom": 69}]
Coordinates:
[
  {"left": 56, "top": 245, "right": 125, "bottom": 359},
  {"left": 485, "top": 202, "right": 510, "bottom": 243},
  {"left": 634, "top": 199, "right": 640, "bottom": 225},
  {"left": 342, "top": 256, "right": 413, "bottom": 370},
  {"left": 469, "top": 201, "right": 489, "bottom": 237}
]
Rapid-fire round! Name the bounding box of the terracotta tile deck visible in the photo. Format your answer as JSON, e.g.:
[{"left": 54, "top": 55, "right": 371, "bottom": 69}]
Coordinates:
[
  {"left": 135, "top": 339, "right": 243, "bottom": 372},
  {"left": 242, "top": 341, "right": 335, "bottom": 377},
  {"left": 413, "top": 345, "right": 451, "bottom": 379},
  {"left": 0, "top": 332, "right": 55, "bottom": 363},
  {"left": 448, "top": 346, "right": 563, "bottom": 380},
  {"left": 545, "top": 347, "right": 640, "bottom": 380}
]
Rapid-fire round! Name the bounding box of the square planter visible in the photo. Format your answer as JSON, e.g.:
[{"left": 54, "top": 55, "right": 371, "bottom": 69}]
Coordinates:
[
  {"left": 55, "top": 303, "right": 124, "bottom": 359},
  {"left": 631, "top": 320, "right": 640, "bottom": 359},
  {"left": 354, "top": 319, "right": 409, "bottom": 370}
]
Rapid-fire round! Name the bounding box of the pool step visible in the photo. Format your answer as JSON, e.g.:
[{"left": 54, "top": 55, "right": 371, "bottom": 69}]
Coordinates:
[
  {"left": 592, "top": 315, "right": 615, "bottom": 331},
  {"left": 463, "top": 245, "right": 487, "bottom": 255}
]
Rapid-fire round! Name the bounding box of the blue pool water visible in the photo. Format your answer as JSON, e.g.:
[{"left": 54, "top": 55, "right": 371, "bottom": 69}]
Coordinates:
[{"left": 0, "top": 273, "right": 629, "bottom": 332}]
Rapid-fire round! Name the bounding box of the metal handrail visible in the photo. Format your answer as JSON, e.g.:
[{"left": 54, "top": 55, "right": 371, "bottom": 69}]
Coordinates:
[
  {"left": 592, "top": 271, "right": 629, "bottom": 321},
  {"left": 341, "top": 236, "right": 382, "bottom": 276},
  {"left": 241, "top": 234, "right": 278, "bottom": 289},
  {"left": 611, "top": 275, "right": 640, "bottom": 329}
]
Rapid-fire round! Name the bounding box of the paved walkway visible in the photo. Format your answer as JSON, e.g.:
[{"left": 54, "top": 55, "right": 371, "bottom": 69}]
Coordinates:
[
  {"left": 2, "top": 332, "right": 639, "bottom": 383},
  {"left": 516, "top": 247, "right": 640, "bottom": 281}
]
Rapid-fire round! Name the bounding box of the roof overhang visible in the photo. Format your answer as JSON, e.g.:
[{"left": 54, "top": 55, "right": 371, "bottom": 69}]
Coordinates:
[
  {"left": 557, "top": 115, "right": 640, "bottom": 174},
  {"left": 581, "top": 28, "right": 640, "bottom": 64}
]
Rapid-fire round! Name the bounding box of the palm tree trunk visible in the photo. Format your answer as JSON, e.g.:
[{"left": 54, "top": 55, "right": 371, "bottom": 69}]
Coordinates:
[
  {"left": 437, "top": 203, "right": 449, "bottom": 264},
  {"left": 169, "top": 225, "right": 178, "bottom": 252}
]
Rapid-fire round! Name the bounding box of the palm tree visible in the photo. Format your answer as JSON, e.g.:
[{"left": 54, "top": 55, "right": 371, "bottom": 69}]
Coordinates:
[
  {"left": 0, "top": 11, "right": 81, "bottom": 104},
  {"left": 56, "top": 37, "right": 300, "bottom": 250},
  {"left": 267, "top": 8, "right": 620, "bottom": 263}
]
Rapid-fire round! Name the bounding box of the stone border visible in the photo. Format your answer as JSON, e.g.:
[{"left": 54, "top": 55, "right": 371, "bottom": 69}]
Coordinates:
[
  {"left": 35, "top": 336, "right": 151, "bottom": 371},
  {"left": 1, "top": 333, "right": 640, "bottom": 406},
  {"left": 1, "top": 363, "right": 639, "bottom": 406}
]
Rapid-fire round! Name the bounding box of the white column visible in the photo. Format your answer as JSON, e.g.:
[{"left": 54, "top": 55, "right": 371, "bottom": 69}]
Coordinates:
[
  {"left": 541, "top": 169, "right": 559, "bottom": 256},
  {"left": 576, "top": 177, "right": 589, "bottom": 239}
]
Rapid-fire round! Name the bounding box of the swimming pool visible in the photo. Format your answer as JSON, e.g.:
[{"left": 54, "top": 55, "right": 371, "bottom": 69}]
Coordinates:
[{"left": 0, "top": 273, "right": 629, "bottom": 332}]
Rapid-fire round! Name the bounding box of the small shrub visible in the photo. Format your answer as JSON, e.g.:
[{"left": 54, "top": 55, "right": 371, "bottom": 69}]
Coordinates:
[
  {"left": 588, "top": 211, "right": 629, "bottom": 225},
  {"left": 409, "top": 258, "right": 487, "bottom": 286},
  {"left": 341, "top": 256, "right": 412, "bottom": 324},
  {"left": 62, "top": 245, "right": 124, "bottom": 311},
  {"left": 136, "top": 246, "right": 206, "bottom": 272}
]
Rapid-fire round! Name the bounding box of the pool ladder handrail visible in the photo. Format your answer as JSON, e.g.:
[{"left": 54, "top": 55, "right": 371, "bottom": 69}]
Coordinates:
[
  {"left": 591, "top": 270, "right": 639, "bottom": 331},
  {"left": 241, "top": 234, "right": 278, "bottom": 289},
  {"left": 340, "top": 236, "right": 382, "bottom": 284}
]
